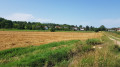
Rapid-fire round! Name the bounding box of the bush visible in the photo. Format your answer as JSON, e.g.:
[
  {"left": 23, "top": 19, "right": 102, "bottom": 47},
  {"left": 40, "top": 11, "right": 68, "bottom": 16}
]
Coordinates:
[
  {"left": 86, "top": 38, "right": 102, "bottom": 45},
  {"left": 94, "top": 28, "right": 99, "bottom": 32},
  {"left": 113, "top": 45, "right": 120, "bottom": 52},
  {"left": 50, "top": 28, "right": 55, "bottom": 32}
]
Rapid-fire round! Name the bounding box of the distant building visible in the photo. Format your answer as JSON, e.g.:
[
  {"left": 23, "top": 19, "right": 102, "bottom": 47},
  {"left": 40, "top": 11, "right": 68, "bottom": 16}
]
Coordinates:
[
  {"left": 73, "top": 27, "right": 78, "bottom": 31},
  {"left": 107, "top": 28, "right": 120, "bottom": 31},
  {"left": 55, "top": 26, "right": 61, "bottom": 29},
  {"left": 117, "top": 28, "right": 120, "bottom": 31},
  {"left": 107, "top": 28, "right": 116, "bottom": 31},
  {"left": 64, "top": 26, "right": 68, "bottom": 29},
  {"left": 80, "top": 28, "right": 85, "bottom": 31},
  {"left": 44, "top": 26, "right": 48, "bottom": 30}
]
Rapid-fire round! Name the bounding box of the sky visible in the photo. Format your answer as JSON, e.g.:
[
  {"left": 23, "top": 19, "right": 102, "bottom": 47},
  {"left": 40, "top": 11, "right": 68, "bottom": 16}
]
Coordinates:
[{"left": 0, "top": 0, "right": 120, "bottom": 28}]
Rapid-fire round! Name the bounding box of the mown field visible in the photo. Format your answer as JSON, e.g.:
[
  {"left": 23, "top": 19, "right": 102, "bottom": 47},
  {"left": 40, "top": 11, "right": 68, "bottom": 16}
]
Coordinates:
[
  {"left": 1, "top": 33, "right": 120, "bottom": 67},
  {"left": 0, "top": 31, "right": 102, "bottom": 50}
]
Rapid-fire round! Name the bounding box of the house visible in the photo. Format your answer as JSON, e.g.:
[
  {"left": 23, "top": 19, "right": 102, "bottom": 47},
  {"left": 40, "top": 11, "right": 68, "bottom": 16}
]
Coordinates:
[
  {"left": 44, "top": 26, "right": 48, "bottom": 30},
  {"left": 80, "top": 28, "right": 85, "bottom": 31},
  {"left": 64, "top": 26, "right": 68, "bottom": 29},
  {"left": 107, "top": 28, "right": 116, "bottom": 31},
  {"left": 73, "top": 27, "right": 78, "bottom": 31},
  {"left": 55, "top": 26, "right": 61, "bottom": 29},
  {"left": 117, "top": 28, "right": 120, "bottom": 31}
]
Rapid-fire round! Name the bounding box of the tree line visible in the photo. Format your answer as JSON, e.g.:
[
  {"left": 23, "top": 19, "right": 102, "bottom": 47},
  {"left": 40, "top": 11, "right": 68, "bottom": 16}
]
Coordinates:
[{"left": 0, "top": 17, "right": 107, "bottom": 32}]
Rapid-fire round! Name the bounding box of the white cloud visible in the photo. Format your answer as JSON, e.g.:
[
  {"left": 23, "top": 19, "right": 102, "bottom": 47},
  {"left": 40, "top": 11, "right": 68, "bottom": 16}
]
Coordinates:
[
  {"left": 5, "top": 13, "right": 34, "bottom": 21},
  {"left": 35, "top": 18, "right": 53, "bottom": 23},
  {"left": 4, "top": 13, "right": 52, "bottom": 23}
]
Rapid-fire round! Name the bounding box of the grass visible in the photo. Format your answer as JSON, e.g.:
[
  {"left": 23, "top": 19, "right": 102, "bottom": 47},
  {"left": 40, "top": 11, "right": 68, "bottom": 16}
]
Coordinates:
[
  {"left": 0, "top": 28, "right": 94, "bottom": 32},
  {"left": 68, "top": 34, "right": 120, "bottom": 67},
  {"left": 0, "top": 40, "right": 93, "bottom": 67},
  {"left": 106, "top": 31, "right": 120, "bottom": 41},
  {"left": 111, "top": 45, "right": 120, "bottom": 53},
  {"left": 107, "top": 31, "right": 120, "bottom": 38},
  {"left": 0, "top": 28, "right": 49, "bottom": 32},
  {"left": 109, "top": 35, "right": 120, "bottom": 41},
  {"left": 86, "top": 38, "right": 102, "bottom": 45}
]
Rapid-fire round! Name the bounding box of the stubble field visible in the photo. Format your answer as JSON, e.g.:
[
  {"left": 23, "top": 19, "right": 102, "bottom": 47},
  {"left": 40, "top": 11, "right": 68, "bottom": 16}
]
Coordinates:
[{"left": 0, "top": 31, "right": 102, "bottom": 50}]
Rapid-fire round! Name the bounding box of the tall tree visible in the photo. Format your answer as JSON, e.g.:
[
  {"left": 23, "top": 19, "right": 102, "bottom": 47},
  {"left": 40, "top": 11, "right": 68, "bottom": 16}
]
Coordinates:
[
  {"left": 79, "top": 25, "right": 82, "bottom": 28},
  {"left": 90, "top": 26, "right": 94, "bottom": 31},
  {"left": 85, "top": 25, "right": 89, "bottom": 31},
  {"left": 99, "top": 25, "right": 106, "bottom": 31}
]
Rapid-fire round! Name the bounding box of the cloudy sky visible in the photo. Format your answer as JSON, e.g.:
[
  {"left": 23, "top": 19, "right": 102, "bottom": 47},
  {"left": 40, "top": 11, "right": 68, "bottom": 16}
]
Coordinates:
[{"left": 0, "top": 0, "right": 120, "bottom": 28}]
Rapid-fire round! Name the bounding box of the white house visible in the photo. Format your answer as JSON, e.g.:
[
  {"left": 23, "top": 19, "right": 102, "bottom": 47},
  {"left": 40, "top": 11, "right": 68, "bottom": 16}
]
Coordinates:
[
  {"left": 73, "top": 27, "right": 78, "bottom": 31},
  {"left": 108, "top": 30, "right": 115, "bottom": 31},
  {"left": 80, "top": 28, "right": 85, "bottom": 31}
]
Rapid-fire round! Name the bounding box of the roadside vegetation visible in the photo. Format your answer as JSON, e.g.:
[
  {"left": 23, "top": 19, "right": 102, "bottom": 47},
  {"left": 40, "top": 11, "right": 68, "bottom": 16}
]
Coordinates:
[
  {"left": 0, "top": 40, "right": 91, "bottom": 67},
  {"left": 0, "top": 38, "right": 102, "bottom": 67},
  {"left": 107, "top": 31, "right": 120, "bottom": 38},
  {"left": 68, "top": 35, "right": 120, "bottom": 67},
  {"left": 106, "top": 31, "right": 120, "bottom": 42},
  {"left": 86, "top": 38, "right": 102, "bottom": 45}
]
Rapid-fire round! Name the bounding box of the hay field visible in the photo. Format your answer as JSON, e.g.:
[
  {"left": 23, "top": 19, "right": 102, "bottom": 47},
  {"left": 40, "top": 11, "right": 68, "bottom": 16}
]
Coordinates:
[{"left": 0, "top": 31, "right": 102, "bottom": 50}]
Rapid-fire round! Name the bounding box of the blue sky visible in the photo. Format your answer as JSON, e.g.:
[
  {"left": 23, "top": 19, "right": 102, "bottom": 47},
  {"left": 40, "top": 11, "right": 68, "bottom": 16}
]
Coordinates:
[{"left": 0, "top": 0, "right": 120, "bottom": 28}]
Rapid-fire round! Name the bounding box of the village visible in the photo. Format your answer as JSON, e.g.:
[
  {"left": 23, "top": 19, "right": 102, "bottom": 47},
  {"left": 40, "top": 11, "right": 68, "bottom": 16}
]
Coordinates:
[
  {"left": 44, "top": 25, "right": 120, "bottom": 32},
  {"left": 44, "top": 25, "right": 85, "bottom": 31},
  {"left": 108, "top": 28, "right": 120, "bottom": 31}
]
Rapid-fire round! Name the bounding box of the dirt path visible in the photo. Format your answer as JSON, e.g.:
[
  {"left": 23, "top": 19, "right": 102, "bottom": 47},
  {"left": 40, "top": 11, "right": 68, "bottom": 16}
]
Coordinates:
[{"left": 109, "top": 36, "right": 120, "bottom": 46}]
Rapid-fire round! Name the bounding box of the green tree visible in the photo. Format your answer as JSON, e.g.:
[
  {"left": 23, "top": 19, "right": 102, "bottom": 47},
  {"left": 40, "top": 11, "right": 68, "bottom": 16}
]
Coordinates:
[
  {"left": 1, "top": 20, "right": 13, "bottom": 28},
  {"left": 79, "top": 25, "right": 82, "bottom": 28},
  {"left": 50, "top": 27, "right": 55, "bottom": 32},
  {"left": 13, "top": 23, "right": 19, "bottom": 29},
  {"left": 0, "top": 17, "right": 5, "bottom": 22},
  {"left": 90, "top": 26, "right": 94, "bottom": 31},
  {"left": 32, "top": 25, "right": 36, "bottom": 30},
  {"left": 0, "top": 21, "right": 5, "bottom": 28},
  {"left": 25, "top": 22, "right": 32, "bottom": 30},
  {"left": 85, "top": 25, "right": 89, "bottom": 31},
  {"left": 99, "top": 25, "right": 106, "bottom": 31},
  {"left": 94, "top": 28, "right": 99, "bottom": 32}
]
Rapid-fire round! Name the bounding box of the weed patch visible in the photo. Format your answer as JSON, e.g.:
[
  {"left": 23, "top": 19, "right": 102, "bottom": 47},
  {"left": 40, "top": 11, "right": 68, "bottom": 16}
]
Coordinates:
[{"left": 86, "top": 38, "right": 102, "bottom": 45}]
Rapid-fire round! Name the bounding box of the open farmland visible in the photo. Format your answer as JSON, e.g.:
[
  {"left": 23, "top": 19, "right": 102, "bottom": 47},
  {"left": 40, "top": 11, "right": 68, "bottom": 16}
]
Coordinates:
[{"left": 0, "top": 31, "right": 102, "bottom": 50}]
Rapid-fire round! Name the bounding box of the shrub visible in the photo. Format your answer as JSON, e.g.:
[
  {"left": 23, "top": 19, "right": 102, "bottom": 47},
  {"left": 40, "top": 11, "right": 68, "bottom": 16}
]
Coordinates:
[
  {"left": 50, "top": 28, "right": 55, "bottom": 32},
  {"left": 86, "top": 38, "right": 102, "bottom": 45},
  {"left": 94, "top": 28, "right": 99, "bottom": 32},
  {"left": 113, "top": 45, "right": 120, "bottom": 52}
]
